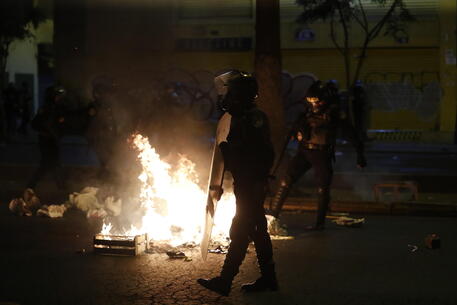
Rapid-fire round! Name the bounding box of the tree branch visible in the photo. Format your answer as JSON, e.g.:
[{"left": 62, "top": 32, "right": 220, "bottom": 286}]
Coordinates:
[
  {"left": 352, "top": 12, "right": 368, "bottom": 33},
  {"left": 336, "top": 0, "right": 351, "bottom": 89},
  {"left": 368, "top": 0, "right": 399, "bottom": 42},
  {"left": 330, "top": 13, "right": 344, "bottom": 56},
  {"left": 358, "top": 0, "right": 369, "bottom": 28}
]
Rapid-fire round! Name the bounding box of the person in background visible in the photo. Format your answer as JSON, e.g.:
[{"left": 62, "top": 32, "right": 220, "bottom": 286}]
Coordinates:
[
  {"left": 27, "top": 85, "right": 68, "bottom": 191},
  {"left": 18, "top": 82, "right": 32, "bottom": 135},
  {"left": 3, "top": 83, "right": 21, "bottom": 140},
  {"left": 269, "top": 80, "right": 367, "bottom": 230}
]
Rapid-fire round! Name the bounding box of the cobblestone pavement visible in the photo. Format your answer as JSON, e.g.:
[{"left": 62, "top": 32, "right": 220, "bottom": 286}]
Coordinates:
[{"left": 1, "top": 203, "right": 456, "bottom": 305}]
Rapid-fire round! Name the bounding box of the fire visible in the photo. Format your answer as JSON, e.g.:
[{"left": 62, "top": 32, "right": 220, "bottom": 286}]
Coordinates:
[{"left": 101, "top": 133, "right": 235, "bottom": 246}]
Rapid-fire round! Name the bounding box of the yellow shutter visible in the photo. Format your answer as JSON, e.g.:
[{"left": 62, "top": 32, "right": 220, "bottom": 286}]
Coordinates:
[{"left": 281, "top": 0, "right": 438, "bottom": 20}]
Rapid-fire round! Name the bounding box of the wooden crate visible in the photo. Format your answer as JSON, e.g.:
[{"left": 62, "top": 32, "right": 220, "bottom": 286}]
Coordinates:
[{"left": 93, "top": 233, "right": 149, "bottom": 256}]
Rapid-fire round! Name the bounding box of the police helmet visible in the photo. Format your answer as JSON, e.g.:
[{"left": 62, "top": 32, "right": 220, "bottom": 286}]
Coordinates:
[
  {"left": 214, "top": 70, "right": 258, "bottom": 113},
  {"left": 305, "top": 81, "right": 336, "bottom": 113},
  {"left": 305, "top": 81, "right": 327, "bottom": 100}
]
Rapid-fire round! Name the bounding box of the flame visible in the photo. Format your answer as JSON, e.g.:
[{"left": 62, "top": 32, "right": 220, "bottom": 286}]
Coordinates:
[
  {"left": 101, "top": 133, "right": 235, "bottom": 246},
  {"left": 101, "top": 222, "right": 113, "bottom": 235}
]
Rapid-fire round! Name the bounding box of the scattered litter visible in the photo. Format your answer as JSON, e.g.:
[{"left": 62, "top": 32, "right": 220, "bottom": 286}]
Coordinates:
[
  {"left": 86, "top": 208, "right": 108, "bottom": 218},
  {"left": 425, "top": 234, "right": 440, "bottom": 249},
  {"left": 69, "top": 187, "right": 122, "bottom": 218},
  {"left": 36, "top": 204, "right": 67, "bottom": 218},
  {"left": 166, "top": 251, "right": 187, "bottom": 259},
  {"left": 332, "top": 216, "right": 365, "bottom": 227},
  {"left": 208, "top": 245, "right": 228, "bottom": 254},
  {"left": 9, "top": 188, "right": 41, "bottom": 216},
  {"left": 407, "top": 244, "right": 419, "bottom": 253},
  {"left": 270, "top": 235, "right": 294, "bottom": 240}
]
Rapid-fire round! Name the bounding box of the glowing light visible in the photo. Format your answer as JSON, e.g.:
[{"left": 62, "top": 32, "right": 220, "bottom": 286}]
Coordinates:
[{"left": 101, "top": 133, "right": 235, "bottom": 247}]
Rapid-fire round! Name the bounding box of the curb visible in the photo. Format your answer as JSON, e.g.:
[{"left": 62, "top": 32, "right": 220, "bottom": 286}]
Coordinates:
[{"left": 269, "top": 198, "right": 457, "bottom": 217}]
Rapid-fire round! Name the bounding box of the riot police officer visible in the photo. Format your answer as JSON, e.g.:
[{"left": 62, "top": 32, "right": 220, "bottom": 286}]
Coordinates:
[
  {"left": 85, "top": 76, "right": 120, "bottom": 183},
  {"left": 270, "top": 80, "right": 366, "bottom": 230},
  {"left": 197, "top": 71, "right": 278, "bottom": 296},
  {"left": 27, "top": 85, "right": 67, "bottom": 190}
]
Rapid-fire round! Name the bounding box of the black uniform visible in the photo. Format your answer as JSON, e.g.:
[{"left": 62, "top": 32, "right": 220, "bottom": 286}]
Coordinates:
[
  {"left": 85, "top": 93, "right": 119, "bottom": 183},
  {"left": 27, "top": 86, "right": 67, "bottom": 190},
  {"left": 219, "top": 106, "right": 275, "bottom": 281},
  {"left": 197, "top": 71, "right": 278, "bottom": 296},
  {"left": 271, "top": 81, "right": 366, "bottom": 229},
  {"left": 352, "top": 83, "right": 368, "bottom": 141}
]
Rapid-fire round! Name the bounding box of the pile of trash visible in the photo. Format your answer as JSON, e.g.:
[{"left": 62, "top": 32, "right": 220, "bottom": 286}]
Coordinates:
[
  {"left": 8, "top": 186, "right": 122, "bottom": 219},
  {"left": 9, "top": 188, "right": 43, "bottom": 217},
  {"left": 69, "top": 186, "right": 122, "bottom": 218}
]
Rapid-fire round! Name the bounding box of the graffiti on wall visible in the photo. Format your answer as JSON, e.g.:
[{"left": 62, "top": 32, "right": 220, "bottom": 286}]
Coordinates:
[
  {"left": 113, "top": 69, "right": 317, "bottom": 124},
  {"left": 364, "top": 71, "right": 442, "bottom": 121},
  {"left": 90, "top": 69, "right": 443, "bottom": 127}
]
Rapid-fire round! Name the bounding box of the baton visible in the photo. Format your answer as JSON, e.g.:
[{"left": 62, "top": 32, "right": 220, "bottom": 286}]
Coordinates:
[
  {"left": 267, "top": 131, "right": 292, "bottom": 211},
  {"left": 270, "top": 131, "right": 293, "bottom": 179}
]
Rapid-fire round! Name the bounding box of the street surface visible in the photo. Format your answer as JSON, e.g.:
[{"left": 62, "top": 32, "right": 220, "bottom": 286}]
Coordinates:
[
  {"left": 0, "top": 205, "right": 456, "bottom": 305},
  {"left": 0, "top": 136, "right": 456, "bottom": 305}
]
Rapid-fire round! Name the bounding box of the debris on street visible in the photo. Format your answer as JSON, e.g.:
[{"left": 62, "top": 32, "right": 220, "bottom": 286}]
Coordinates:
[
  {"left": 331, "top": 216, "right": 365, "bottom": 227},
  {"left": 8, "top": 188, "right": 41, "bottom": 216},
  {"left": 407, "top": 244, "right": 419, "bottom": 253},
  {"left": 69, "top": 186, "right": 122, "bottom": 218},
  {"left": 36, "top": 204, "right": 68, "bottom": 218},
  {"left": 166, "top": 251, "right": 187, "bottom": 259},
  {"left": 8, "top": 186, "right": 122, "bottom": 220},
  {"left": 208, "top": 245, "right": 228, "bottom": 254},
  {"left": 94, "top": 233, "right": 149, "bottom": 256}
]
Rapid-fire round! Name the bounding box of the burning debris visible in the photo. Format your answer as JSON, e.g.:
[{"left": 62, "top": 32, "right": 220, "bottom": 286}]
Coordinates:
[
  {"left": 93, "top": 233, "right": 149, "bottom": 256},
  {"left": 96, "top": 133, "right": 236, "bottom": 249},
  {"left": 92, "top": 133, "right": 296, "bottom": 253},
  {"left": 10, "top": 132, "right": 291, "bottom": 255}
]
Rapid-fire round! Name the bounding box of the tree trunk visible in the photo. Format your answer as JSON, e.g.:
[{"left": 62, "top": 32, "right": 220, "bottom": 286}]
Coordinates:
[{"left": 254, "top": 0, "right": 284, "bottom": 155}]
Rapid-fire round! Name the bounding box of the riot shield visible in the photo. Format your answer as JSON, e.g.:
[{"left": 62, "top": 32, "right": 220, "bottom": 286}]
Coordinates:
[{"left": 200, "top": 113, "right": 231, "bottom": 260}]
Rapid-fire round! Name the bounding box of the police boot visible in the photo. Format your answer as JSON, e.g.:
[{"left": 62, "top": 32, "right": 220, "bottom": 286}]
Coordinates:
[
  {"left": 241, "top": 263, "right": 278, "bottom": 293},
  {"left": 310, "top": 187, "right": 330, "bottom": 230},
  {"left": 197, "top": 276, "right": 232, "bottom": 296},
  {"left": 269, "top": 182, "right": 290, "bottom": 218}
]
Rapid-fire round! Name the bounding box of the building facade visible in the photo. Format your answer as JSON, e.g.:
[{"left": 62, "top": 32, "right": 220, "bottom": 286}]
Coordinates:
[{"left": 19, "top": 0, "right": 456, "bottom": 142}]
